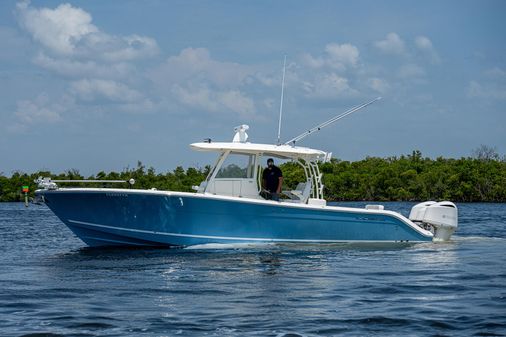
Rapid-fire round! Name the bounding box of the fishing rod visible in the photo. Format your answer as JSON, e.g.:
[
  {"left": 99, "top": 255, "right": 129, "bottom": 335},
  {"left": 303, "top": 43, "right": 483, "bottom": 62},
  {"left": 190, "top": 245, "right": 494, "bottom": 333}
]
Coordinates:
[
  {"left": 284, "top": 97, "right": 382, "bottom": 146},
  {"left": 276, "top": 56, "right": 287, "bottom": 145}
]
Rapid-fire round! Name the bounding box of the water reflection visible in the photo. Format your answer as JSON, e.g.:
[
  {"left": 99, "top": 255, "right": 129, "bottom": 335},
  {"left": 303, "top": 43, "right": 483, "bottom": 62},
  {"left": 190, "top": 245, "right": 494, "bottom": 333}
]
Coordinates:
[
  {"left": 258, "top": 253, "right": 282, "bottom": 275},
  {"left": 405, "top": 241, "right": 459, "bottom": 265}
]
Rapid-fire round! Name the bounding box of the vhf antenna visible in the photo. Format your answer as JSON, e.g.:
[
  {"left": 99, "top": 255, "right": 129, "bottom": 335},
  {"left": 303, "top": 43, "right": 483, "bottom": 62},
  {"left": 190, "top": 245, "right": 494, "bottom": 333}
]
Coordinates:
[
  {"left": 276, "top": 56, "right": 287, "bottom": 145},
  {"left": 284, "top": 97, "right": 382, "bottom": 146}
]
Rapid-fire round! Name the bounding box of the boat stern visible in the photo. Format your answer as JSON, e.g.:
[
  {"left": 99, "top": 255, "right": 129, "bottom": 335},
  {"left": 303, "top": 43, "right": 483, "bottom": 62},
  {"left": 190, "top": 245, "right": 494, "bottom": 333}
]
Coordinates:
[{"left": 409, "top": 201, "right": 458, "bottom": 241}]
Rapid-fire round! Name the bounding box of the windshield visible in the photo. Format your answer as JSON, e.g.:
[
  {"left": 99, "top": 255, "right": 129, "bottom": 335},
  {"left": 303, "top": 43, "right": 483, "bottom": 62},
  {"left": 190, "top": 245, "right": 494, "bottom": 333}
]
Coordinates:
[{"left": 215, "top": 153, "right": 255, "bottom": 179}]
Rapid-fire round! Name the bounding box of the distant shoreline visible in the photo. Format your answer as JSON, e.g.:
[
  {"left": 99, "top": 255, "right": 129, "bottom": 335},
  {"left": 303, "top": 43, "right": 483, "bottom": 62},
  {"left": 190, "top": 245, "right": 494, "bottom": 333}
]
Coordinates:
[{"left": 2, "top": 153, "right": 505, "bottom": 203}]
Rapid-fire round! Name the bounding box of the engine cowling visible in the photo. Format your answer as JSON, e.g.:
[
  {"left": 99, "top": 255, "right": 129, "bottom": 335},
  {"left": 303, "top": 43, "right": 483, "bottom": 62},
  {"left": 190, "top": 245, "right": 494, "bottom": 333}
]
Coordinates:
[{"left": 409, "top": 201, "right": 458, "bottom": 241}]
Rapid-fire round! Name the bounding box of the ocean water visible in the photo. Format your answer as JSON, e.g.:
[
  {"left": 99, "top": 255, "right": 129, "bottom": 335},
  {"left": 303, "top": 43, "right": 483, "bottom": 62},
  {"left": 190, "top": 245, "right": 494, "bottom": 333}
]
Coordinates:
[{"left": 0, "top": 202, "right": 505, "bottom": 337}]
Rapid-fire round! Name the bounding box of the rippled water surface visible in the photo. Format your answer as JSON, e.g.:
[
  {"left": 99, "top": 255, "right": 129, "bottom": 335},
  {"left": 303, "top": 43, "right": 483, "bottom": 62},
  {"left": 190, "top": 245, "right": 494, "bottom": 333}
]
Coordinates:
[{"left": 1, "top": 202, "right": 505, "bottom": 337}]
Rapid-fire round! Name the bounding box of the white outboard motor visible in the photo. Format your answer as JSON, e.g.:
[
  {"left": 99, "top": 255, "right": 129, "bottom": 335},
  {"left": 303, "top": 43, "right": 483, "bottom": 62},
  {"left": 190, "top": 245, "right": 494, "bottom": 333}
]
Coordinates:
[{"left": 409, "top": 201, "right": 458, "bottom": 241}]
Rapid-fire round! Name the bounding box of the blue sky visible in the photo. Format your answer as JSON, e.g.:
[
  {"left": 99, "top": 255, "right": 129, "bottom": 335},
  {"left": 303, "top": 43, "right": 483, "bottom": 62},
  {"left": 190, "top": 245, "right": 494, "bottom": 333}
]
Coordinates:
[{"left": 1, "top": 0, "right": 505, "bottom": 175}]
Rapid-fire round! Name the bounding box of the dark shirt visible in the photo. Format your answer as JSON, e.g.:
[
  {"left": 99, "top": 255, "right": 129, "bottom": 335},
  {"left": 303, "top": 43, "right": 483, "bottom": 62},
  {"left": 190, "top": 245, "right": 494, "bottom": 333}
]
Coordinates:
[{"left": 262, "top": 166, "right": 283, "bottom": 193}]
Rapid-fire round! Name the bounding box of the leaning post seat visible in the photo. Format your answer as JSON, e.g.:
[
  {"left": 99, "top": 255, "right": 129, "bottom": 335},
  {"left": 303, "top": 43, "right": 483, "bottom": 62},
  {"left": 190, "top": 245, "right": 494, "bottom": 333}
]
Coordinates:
[{"left": 283, "top": 180, "right": 312, "bottom": 203}]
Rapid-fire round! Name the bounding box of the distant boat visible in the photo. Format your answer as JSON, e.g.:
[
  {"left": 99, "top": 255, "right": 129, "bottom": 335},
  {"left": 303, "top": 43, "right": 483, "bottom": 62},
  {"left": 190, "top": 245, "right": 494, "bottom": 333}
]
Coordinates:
[{"left": 35, "top": 121, "right": 458, "bottom": 247}]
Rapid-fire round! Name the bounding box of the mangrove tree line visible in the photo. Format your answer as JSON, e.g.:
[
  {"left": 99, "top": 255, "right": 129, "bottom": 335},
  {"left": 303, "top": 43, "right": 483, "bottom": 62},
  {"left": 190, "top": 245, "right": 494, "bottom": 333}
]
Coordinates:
[{"left": 1, "top": 150, "right": 505, "bottom": 202}]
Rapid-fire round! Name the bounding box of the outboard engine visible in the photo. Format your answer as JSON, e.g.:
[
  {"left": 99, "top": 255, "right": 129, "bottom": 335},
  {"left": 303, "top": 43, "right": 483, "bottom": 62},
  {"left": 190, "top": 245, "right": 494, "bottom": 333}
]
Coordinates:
[{"left": 409, "top": 201, "right": 458, "bottom": 241}]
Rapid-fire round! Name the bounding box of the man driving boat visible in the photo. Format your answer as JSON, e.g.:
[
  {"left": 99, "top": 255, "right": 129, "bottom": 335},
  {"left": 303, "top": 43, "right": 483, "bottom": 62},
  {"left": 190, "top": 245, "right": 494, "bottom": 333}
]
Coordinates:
[{"left": 262, "top": 158, "right": 283, "bottom": 201}]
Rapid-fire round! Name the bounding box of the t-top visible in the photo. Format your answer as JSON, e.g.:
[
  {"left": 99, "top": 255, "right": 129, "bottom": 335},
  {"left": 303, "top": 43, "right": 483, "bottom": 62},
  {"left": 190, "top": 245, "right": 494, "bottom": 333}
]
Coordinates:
[{"left": 262, "top": 166, "right": 283, "bottom": 193}]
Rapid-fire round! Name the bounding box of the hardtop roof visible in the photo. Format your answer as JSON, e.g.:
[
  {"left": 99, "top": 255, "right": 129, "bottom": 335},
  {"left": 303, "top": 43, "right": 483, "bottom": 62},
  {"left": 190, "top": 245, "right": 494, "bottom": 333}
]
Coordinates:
[{"left": 190, "top": 142, "right": 327, "bottom": 161}]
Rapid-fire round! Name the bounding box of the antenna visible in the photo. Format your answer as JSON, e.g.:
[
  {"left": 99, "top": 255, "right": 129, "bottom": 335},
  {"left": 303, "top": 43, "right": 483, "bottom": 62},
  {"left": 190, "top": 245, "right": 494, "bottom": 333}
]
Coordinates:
[
  {"left": 284, "top": 97, "right": 382, "bottom": 146},
  {"left": 276, "top": 56, "right": 287, "bottom": 145}
]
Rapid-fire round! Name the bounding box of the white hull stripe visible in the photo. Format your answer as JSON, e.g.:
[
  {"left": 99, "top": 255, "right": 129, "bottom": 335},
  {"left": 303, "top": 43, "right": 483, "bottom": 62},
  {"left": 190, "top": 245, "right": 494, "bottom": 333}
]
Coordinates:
[{"left": 68, "top": 219, "right": 424, "bottom": 243}]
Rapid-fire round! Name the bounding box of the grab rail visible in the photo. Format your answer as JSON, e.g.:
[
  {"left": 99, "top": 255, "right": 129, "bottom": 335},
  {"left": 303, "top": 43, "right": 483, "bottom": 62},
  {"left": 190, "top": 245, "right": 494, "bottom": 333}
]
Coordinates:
[{"left": 35, "top": 177, "right": 135, "bottom": 190}]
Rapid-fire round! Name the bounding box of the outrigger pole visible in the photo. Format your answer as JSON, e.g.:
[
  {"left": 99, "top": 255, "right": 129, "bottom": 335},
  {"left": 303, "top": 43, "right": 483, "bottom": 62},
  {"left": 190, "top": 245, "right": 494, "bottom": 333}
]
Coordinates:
[
  {"left": 277, "top": 56, "right": 287, "bottom": 145},
  {"left": 284, "top": 97, "right": 382, "bottom": 146}
]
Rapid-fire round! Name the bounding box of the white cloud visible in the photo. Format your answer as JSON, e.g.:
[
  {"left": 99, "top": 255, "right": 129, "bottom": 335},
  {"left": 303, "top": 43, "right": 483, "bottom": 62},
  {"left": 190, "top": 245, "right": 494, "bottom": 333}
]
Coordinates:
[
  {"left": 12, "top": 1, "right": 160, "bottom": 125},
  {"left": 150, "top": 48, "right": 258, "bottom": 116},
  {"left": 171, "top": 85, "right": 255, "bottom": 117},
  {"left": 97, "top": 34, "right": 158, "bottom": 62},
  {"left": 302, "top": 43, "right": 359, "bottom": 71},
  {"left": 70, "top": 79, "right": 143, "bottom": 103},
  {"left": 171, "top": 85, "right": 219, "bottom": 111},
  {"left": 325, "top": 43, "right": 359, "bottom": 69},
  {"left": 113, "top": 99, "right": 156, "bottom": 114},
  {"left": 415, "top": 36, "right": 441, "bottom": 64},
  {"left": 12, "top": 87, "right": 152, "bottom": 130},
  {"left": 375, "top": 33, "right": 406, "bottom": 55},
  {"left": 467, "top": 80, "right": 506, "bottom": 100},
  {"left": 414, "top": 36, "right": 431, "bottom": 50},
  {"left": 16, "top": 1, "right": 158, "bottom": 60},
  {"left": 484, "top": 67, "right": 506, "bottom": 79},
  {"left": 302, "top": 53, "right": 325, "bottom": 69},
  {"left": 152, "top": 48, "right": 251, "bottom": 88},
  {"left": 255, "top": 72, "right": 279, "bottom": 87},
  {"left": 17, "top": 1, "right": 98, "bottom": 55},
  {"left": 33, "top": 53, "right": 134, "bottom": 79},
  {"left": 397, "top": 64, "right": 425, "bottom": 79},
  {"left": 15, "top": 93, "right": 71, "bottom": 124},
  {"left": 218, "top": 90, "right": 255, "bottom": 116},
  {"left": 367, "top": 78, "right": 390, "bottom": 94},
  {"left": 467, "top": 67, "right": 506, "bottom": 100},
  {"left": 304, "top": 73, "right": 358, "bottom": 99}
]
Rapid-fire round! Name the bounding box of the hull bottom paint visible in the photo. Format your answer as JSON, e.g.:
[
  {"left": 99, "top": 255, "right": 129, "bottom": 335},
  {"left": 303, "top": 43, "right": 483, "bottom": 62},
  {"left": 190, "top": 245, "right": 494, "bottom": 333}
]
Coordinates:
[{"left": 38, "top": 189, "right": 432, "bottom": 247}]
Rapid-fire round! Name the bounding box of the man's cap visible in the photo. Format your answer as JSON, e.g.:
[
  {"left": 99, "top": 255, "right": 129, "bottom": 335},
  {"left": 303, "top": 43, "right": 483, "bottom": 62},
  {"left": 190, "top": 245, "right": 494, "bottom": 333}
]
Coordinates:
[{"left": 267, "top": 158, "right": 274, "bottom": 163}]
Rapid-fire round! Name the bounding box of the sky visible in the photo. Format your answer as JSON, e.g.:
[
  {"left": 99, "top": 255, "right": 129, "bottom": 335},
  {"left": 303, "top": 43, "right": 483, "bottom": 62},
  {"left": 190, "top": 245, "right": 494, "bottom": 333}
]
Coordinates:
[{"left": 0, "top": 0, "right": 505, "bottom": 175}]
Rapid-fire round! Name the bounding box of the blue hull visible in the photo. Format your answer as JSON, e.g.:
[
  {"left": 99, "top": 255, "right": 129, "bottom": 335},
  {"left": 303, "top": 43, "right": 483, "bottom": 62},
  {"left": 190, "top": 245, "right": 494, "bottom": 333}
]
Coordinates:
[{"left": 37, "top": 189, "right": 432, "bottom": 247}]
